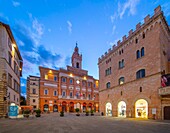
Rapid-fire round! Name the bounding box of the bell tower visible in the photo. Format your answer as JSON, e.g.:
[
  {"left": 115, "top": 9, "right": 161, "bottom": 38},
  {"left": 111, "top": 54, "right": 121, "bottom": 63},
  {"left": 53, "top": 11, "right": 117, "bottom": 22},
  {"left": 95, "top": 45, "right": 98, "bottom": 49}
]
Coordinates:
[{"left": 71, "top": 42, "right": 82, "bottom": 69}]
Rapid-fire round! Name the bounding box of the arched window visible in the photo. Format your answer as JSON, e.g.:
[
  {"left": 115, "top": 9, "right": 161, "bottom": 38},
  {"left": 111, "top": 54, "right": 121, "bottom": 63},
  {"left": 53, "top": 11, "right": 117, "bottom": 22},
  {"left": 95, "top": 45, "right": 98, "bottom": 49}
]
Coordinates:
[
  {"left": 76, "top": 62, "right": 79, "bottom": 68},
  {"left": 106, "top": 82, "right": 110, "bottom": 89},
  {"left": 141, "top": 47, "right": 144, "bottom": 57},
  {"left": 136, "top": 69, "right": 145, "bottom": 79},
  {"left": 143, "top": 33, "right": 145, "bottom": 39},
  {"left": 119, "top": 61, "right": 121, "bottom": 68},
  {"left": 119, "top": 77, "right": 125, "bottom": 85},
  {"left": 122, "top": 59, "right": 124, "bottom": 67},
  {"left": 136, "top": 50, "right": 140, "bottom": 59},
  {"left": 135, "top": 38, "right": 138, "bottom": 44}
]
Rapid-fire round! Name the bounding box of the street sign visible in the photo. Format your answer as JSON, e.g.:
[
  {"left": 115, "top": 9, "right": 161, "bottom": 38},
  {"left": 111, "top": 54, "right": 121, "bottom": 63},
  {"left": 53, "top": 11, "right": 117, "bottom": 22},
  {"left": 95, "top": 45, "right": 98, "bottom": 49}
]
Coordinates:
[{"left": 9, "top": 106, "right": 18, "bottom": 117}]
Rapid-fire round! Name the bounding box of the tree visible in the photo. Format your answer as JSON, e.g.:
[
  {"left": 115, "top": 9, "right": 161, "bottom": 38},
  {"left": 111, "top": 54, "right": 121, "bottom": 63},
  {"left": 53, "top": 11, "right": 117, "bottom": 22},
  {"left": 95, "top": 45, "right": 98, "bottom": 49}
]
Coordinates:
[{"left": 20, "top": 95, "right": 26, "bottom": 105}]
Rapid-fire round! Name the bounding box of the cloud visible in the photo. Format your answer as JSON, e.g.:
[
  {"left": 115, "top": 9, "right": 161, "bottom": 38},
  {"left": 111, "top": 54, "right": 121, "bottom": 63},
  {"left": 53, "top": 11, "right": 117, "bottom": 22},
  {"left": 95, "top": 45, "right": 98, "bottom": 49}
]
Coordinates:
[
  {"left": 110, "top": 0, "right": 140, "bottom": 22},
  {"left": 48, "top": 28, "right": 51, "bottom": 32},
  {"left": 112, "top": 25, "right": 116, "bottom": 35},
  {"left": 119, "top": 0, "right": 140, "bottom": 19},
  {"left": 28, "top": 13, "right": 44, "bottom": 45},
  {"left": 12, "top": 1, "right": 20, "bottom": 7},
  {"left": 108, "top": 38, "right": 121, "bottom": 46},
  {"left": 162, "top": 2, "right": 170, "bottom": 18},
  {"left": 0, "top": 13, "right": 9, "bottom": 23},
  {"left": 67, "top": 20, "right": 72, "bottom": 34}
]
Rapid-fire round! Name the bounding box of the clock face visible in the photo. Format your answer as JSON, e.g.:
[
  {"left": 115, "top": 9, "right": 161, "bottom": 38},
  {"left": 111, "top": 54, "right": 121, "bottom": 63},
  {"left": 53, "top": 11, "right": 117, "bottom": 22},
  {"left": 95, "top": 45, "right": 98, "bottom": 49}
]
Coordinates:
[{"left": 76, "top": 80, "right": 80, "bottom": 84}]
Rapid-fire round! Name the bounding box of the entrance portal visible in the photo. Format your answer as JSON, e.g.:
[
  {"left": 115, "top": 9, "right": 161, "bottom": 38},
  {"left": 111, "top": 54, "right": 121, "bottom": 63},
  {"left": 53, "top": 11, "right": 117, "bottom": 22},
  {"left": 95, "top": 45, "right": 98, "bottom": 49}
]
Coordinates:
[
  {"left": 164, "top": 106, "right": 170, "bottom": 120},
  {"left": 53, "top": 105, "right": 58, "bottom": 112},
  {"left": 106, "top": 102, "right": 112, "bottom": 116},
  {"left": 118, "top": 101, "right": 126, "bottom": 117},
  {"left": 135, "top": 99, "right": 148, "bottom": 118}
]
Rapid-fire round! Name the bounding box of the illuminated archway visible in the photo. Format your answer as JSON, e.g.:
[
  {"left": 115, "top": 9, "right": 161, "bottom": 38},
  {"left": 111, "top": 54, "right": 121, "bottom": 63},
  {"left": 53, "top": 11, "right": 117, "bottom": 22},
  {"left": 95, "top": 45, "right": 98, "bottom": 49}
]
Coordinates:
[
  {"left": 118, "top": 101, "right": 126, "bottom": 117},
  {"left": 135, "top": 99, "right": 148, "bottom": 118},
  {"left": 105, "top": 102, "right": 112, "bottom": 116}
]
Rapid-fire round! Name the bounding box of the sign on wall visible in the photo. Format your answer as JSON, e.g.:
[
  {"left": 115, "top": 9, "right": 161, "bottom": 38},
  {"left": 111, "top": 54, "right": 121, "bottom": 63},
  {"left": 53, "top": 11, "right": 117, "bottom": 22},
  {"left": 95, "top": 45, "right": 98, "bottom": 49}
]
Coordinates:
[
  {"left": 9, "top": 106, "right": 18, "bottom": 117},
  {"left": 152, "top": 108, "right": 156, "bottom": 114}
]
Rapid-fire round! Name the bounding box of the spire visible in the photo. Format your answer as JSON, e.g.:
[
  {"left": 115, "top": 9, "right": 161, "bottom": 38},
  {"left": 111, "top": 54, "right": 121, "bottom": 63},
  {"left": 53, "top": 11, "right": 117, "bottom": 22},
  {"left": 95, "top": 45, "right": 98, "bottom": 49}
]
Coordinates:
[{"left": 74, "top": 41, "right": 79, "bottom": 53}]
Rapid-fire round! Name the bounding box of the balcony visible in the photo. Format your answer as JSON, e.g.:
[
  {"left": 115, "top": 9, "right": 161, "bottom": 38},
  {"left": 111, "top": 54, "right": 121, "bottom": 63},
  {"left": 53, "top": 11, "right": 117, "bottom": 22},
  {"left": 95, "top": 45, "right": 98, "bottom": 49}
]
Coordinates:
[{"left": 159, "top": 74, "right": 170, "bottom": 96}]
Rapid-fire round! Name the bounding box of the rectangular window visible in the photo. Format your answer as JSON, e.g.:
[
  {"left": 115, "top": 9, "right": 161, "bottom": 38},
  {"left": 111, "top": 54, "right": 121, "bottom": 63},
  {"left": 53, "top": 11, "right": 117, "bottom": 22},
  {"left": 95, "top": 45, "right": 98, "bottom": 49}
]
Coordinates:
[
  {"left": 62, "top": 77, "right": 66, "bottom": 83},
  {"left": 8, "top": 37, "right": 12, "bottom": 50},
  {"left": 83, "top": 94, "right": 86, "bottom": 99},
  {"left": 8, "top": 52, "right": 12, "bottom": 67},
  {"left": 62, "top": 91, "right": 66, "bottom": 97},
  {"left": 88, "top": 94, "right": 91, "bottom": 100},
  {"left": 82, "top": 81, "right": 86, "bottom": 86},
  {"left": 88, "top": 82, "right": 91, "bottom": 87},
  {"left": 8, "top": 74, "right": 12, "bottom": 88},
  {"left": 70, "top": 79, "right": 73, "bottom": 84},
  {"left": 54, "top": 91, "right": 57, "bottom": 96},
  {"left": 44, "top": 89, "right": 48, "bottom": 95},
  {"left": 33, "top": 89, "right": 36, "bottom": 94},
  {"left": 33, "top": 99, "right": 35, "bottom": 103},
  {"left": 45, "top": 74, "right": 48, "bottom": 80},
  {"left": 70, "top": 92, "right": 73, "bottom": 98},
  {"left": 54, "top": 76, "right": 57, "bottom": 81},
  {"left": 14, "top": 95, "right": 15, "bottom": 101}
]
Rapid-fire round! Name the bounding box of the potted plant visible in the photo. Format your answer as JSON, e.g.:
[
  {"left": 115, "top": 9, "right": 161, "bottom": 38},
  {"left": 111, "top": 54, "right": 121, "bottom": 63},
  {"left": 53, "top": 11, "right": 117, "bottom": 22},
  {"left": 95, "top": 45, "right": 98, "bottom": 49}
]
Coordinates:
[
  {"left": 85, "top": 111, "right": 89, "bottom": 116},
  {"left": 91, "top": 110, "right": 94, "bottom": 116},
  {"left": 23, "top": 110, "right": 30, "bottom": 118},
  {"left": 60, "top": 111, "right": 64, "bottom": 117},
  {"left": 75, "top": 108, "right": 80, "bottom": 116},
  {"left": 35, "top": 109, "right": 41, "bottom": 117}
]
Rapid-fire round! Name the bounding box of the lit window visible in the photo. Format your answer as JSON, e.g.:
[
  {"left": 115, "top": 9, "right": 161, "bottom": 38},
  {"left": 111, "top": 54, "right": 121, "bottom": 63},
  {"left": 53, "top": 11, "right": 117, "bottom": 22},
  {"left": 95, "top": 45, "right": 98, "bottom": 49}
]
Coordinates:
[
  {"left": 119, "top": 77, "right": 125, "bottom": 85},
  {"left": 106, "top": 82, "right": 110, "bottom": 89},
  {"left": 45, "top": 74, "right": 48, "bottom": 80}
]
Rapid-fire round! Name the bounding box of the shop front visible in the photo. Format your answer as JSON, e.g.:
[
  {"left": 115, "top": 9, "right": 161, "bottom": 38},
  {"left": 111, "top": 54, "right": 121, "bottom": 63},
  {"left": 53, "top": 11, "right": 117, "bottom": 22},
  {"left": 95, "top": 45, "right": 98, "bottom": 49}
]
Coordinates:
[
  {"left": 118, "top": 101, "right": 126, "bottom": 117},
  {"left": 135, "top": 99, "right": 148, "bottom": 118},
  {"left": 106, "top": 102, "right": 112, "bottom": 116}
]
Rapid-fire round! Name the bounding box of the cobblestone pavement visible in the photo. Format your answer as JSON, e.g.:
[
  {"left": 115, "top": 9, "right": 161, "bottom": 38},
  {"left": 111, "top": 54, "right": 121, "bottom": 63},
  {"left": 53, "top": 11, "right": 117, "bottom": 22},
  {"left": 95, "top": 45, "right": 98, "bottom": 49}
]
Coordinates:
[{"left": 0, "top": 113, "right": 170, "bottom": 133}]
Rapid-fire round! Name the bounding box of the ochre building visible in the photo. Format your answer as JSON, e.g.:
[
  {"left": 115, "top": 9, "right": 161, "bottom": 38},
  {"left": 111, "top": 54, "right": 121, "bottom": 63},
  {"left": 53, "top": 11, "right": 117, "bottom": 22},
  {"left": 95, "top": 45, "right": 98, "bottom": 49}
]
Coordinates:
[
  {"left": 0, "top": 22, "right": 23, "bottom": 117},
  {"left": 39, "top": 45, "right": 99, "bottom": 112},
  {"left": 26, "top": 75, "right": 40, "bottom": 110},
  {"left": 98, "top": 6, "right": 170, "bottom": 120}
]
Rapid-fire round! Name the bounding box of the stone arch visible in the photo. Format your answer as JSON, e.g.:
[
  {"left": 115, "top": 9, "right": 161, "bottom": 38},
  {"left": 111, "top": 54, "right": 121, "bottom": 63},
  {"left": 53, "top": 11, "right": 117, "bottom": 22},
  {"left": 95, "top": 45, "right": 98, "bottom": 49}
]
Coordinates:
[
  {"left": 131, "top": 95, "right": 151, "bottom": 106},
  {"left": 105, "top": 102, "right": 112, "bottom": 116},
  {"left": 135, "top": 99, "right": 148, "bottom": 118}
]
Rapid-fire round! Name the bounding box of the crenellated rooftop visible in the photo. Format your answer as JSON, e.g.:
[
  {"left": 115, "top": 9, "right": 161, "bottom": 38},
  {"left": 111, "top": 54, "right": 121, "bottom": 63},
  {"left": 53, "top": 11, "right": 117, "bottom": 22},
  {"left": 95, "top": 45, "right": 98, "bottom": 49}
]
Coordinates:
[{"left": 98, "top": 5, "right": 169, "bottom": 64}]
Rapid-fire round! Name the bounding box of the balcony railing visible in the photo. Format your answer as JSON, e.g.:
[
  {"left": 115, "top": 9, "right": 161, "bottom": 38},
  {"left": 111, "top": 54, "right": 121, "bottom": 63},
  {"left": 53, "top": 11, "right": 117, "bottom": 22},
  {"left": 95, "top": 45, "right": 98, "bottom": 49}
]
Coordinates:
[{"left": 159, "top": 74, "right": 170, "bottom": 95}]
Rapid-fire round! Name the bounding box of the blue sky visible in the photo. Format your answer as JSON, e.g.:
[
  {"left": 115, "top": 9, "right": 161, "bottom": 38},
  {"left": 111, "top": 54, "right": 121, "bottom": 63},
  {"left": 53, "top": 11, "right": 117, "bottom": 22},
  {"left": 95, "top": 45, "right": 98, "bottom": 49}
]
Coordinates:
[{"left": 0, "top": 0, "right": 170, "bottom": 96}]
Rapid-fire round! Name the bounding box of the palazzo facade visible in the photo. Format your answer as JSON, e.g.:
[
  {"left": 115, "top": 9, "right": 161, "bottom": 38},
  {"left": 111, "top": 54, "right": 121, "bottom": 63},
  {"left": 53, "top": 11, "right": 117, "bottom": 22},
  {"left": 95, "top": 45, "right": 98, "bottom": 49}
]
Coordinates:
[
  {"left": 98, "top": 6, "right": 170, "bottom": 120},
  {"left": 39, "top": 45, "right": 99, "bottom": 112}
]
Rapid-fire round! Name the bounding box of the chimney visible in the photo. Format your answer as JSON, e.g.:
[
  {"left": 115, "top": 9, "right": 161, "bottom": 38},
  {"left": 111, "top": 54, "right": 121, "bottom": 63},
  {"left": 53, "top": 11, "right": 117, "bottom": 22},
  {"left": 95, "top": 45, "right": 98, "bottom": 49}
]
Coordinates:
[{"left": 144, "top": 15, "right": 150, "bottom": 23}]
